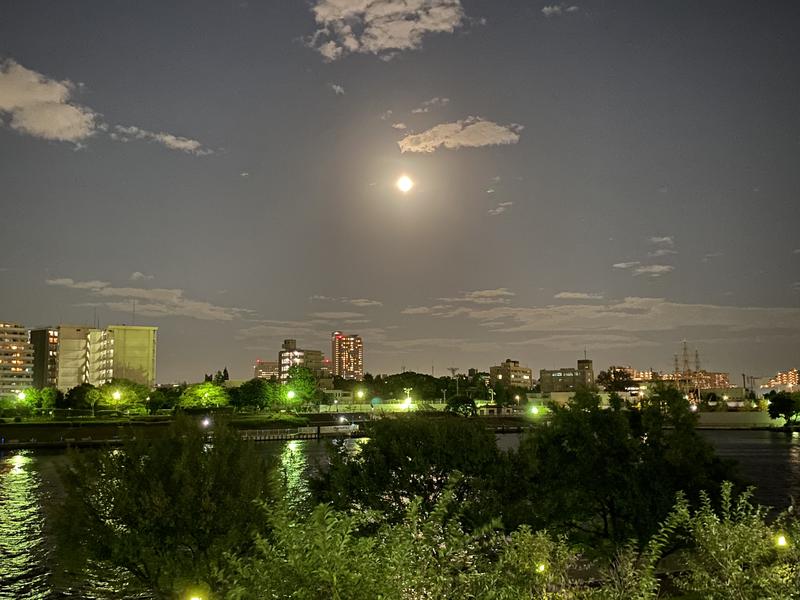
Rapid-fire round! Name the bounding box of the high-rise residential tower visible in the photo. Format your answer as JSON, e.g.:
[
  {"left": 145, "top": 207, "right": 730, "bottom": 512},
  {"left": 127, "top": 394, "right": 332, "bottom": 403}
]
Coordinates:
[
  {"left": 331, "top": 331, "right": 363, "bottom": 380},
  {"left": 0, "top": 322, "right": 34, "bottom": 396}
]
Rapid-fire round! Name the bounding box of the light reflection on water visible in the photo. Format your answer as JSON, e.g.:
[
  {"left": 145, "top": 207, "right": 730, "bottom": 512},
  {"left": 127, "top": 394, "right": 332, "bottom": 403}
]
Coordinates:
[
  {"left": 0, "top": 431, "right": 797, "bottom": 598},
  {"left": 0, "top": 451, "right": 51, "bottom": 599}
]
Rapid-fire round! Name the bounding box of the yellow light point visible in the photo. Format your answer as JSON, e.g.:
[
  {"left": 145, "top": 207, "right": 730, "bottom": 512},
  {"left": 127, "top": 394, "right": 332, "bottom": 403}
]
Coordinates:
[
  {"left": 777, "top": 534, "right": 788, "bottom": 547},
  {"left": 112, "top": 390, "right": 122, "bottom": 401},
  {"left": 396, "top": 175, "right": 414, "bottom": 193},
  {"left": 287, "top": 390, "right": 296, "bottom": 400},
  {"left": 537, "top": 563, "right": 546, "bottom": 573}
]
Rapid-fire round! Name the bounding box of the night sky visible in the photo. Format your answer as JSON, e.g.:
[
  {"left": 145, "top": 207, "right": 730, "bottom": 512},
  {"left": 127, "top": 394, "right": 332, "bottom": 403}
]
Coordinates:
[{"left": 1, "top": 0, "right": 799, "bottom": 383}]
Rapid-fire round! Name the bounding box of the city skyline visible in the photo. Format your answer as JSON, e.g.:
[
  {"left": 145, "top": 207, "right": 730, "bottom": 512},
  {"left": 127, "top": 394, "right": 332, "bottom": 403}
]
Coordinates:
[{"left": 2, "top": 1, "right": 800, "bottom": 382}]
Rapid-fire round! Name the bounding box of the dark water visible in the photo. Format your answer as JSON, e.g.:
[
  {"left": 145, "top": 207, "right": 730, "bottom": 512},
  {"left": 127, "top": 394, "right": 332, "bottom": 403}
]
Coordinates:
[{"left": 1, "top": 431, "right": 798, "bottom": 599}]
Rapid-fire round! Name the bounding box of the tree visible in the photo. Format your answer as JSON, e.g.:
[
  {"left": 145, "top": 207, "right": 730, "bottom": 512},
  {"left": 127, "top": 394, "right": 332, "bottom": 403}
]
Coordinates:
[
  {"left": 445, "top": 394, "right": 476, "bottom": 417},
  {"left": 312, "top": 416, "right": 502, "bottom": 525},
  {"left": 178, "top": 382, "right": 230, "bottom": 408},
  {"left": 285, "top": 366, "right": 317, "bottom": 404},
  {"left": 767, "top": 391, "right": 800, "bottom": 424},
  {"left": 596, "top": 368, "right": 635, "bottom": 392},
  {"left": 54, "top": 417, "right": 276, "bottom": 598},
  {"left": 64, "top": 383, "right": 101, "bottom": 411},
  {"left": 97, "top": 378, "right": 150, "bottom": 411},
  {"left": 39, "top": 387, "right": 63, "bottom": 410},
  {"left": 236, "top": 378, "right": 271, "bottom": 410},
  {"left": 503, "top": 387, "right": 733, "bottom": 547}
]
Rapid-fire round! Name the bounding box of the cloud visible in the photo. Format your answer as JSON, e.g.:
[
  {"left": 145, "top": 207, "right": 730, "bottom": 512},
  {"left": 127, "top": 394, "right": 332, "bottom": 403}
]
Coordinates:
[
  {"left": 0, "top": 59, "right": 209, "bottom": 154},
  {"left": 307, "top": 0, "right": 467, "bottom": 61},
  {"left": 488, "top": 201, "right": 513, "bottom": 216},
  {"left": 130, "top": 271, "right": 154, "bottom": 281},
  {"left": 309, "top": 311, "right": 366, "bottom": 320},
  {"left": 702, "top": 252, "right": 724, "bottom": 263},
  {"left": 426, "top": 296, "right": 800, "bottom": 337},
  {"left": 613, "top": 261, "right": 641, "bottom": 269},
  {"left": 310, "top": 294, "right": 383, "bottom": 307},
  {"left": 380, "top": 109, "right": 393, "bottom": 120},
  {"left": 793, "top": 249, "right": 800, "bottom": 255},
  {"left": 554, "top": 292, "right": 604, "bottom": 300},
  {"left": 111, "top": 125, "right": 211, "bottom": 156},
  {"left": 649, "top": 236, "right": 674, "bottom": 246},
  {"left": 398, "top": 117, "right": 523, "bottom": 153},
  {"left": 330, "top": 83, "right": 345, "bottom": 95},
  {"left": 511, "top": 334, "right": 658, "bottom": 352},
  {"left": 46, "top": 277, "right": 245, "bottom": 320},
  {"left": 240, "top": 172, "right": 249, "bottom": 177},
  {"left": 649, "top": 248, "right": 677, "bottom": 258},
  {"left": 439, "top": 288, "right": 515, "bottom": 305},
  {"left": 0, "top": 59, "right": 95, "bottom": 142},
  {"left": 411, "top": 96, "right": 450, "bottom": 114},
  {"left": 542, "top": 5, "right": 579, "bottom": 17},
  {"left": 633, "top": 265, "right": 674, "bottom": 277},
  {"left": 391, "top": 122, "right": 407, "bottom": 130}
]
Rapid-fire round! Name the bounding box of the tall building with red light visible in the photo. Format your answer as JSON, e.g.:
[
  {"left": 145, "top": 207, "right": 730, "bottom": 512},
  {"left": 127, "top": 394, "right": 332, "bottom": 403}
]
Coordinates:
[{"left": 331, "top": 331, "right": 363, "bottom": 380}]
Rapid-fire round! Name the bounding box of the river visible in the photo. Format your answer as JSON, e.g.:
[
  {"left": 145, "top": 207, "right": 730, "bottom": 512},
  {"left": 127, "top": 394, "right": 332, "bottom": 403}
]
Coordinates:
[{"left": 1, "top": 430, "right": 799, "bottom": 599}]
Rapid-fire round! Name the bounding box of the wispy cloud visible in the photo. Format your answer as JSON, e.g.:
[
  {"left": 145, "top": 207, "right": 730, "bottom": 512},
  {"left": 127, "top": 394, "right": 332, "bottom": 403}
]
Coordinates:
[
  {"left": 0, "top": 59, "right": 210, "bottom": 154},
  {"left": 633, "top": 265, "right": 674, "bottom": 277},
  {"left": 130, "top": 271, "right": 154, "bottom": 282},
  {"left": 702, "top": 252, "right": 724, "bottom": 263},
  {"left": 411, "top": 97, "right": 450, "bottom": 114},
  {"left": 307, "top": 0, "right": 466, "bottom": 61},
  {"left": 110, "top": 125, "right": 211, "bottom": 155},
  {"left": 310, "top": 294, "right": 383, "bottom": 307},
  {"left": 329, "top": 83, "right": 345, "bottom": 95},
  {"left": 439, "top": 288, "right": 515, "bottom": 305},
  {"left": 613, "top": 261, "right": 641, "bottom": 270},
  {"left": 542, "top": 4, "right": 579, "bottom": 17},
  {"left": 309, "top": 311, "right": 365, "bottom": 320},
  {"left": 398, "top": 117, "right": 523, "bottom": 153},
  {"left": 488, "top": 201, "right": 513, "bottom": 216},
  {"left": 649, "top": 236, "right": 674, "bottom": 246},
  {"left": 391, "top": 122, "right": 407, "bottom": 130},
  {"left": 46, "top": 277, "right": 245, "bottom": 320},
  {"left": 554, "top": 292, "right": 604, "bottom": 300}
]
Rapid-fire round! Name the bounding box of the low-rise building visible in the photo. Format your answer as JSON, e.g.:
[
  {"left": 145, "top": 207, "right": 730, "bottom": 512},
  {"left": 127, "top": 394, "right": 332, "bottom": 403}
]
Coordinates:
[
  {"left": 253, "top": 359, "right": 279, "bottom": 380},
  {"left": 540, "top": 359, "right": 594, "bottom": 393},
  {"left": 489, "top": 359, "right": 533, "bottom": 389}
]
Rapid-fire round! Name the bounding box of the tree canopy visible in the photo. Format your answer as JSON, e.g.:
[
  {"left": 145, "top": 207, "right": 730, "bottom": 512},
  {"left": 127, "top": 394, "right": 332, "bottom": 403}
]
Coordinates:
[{"left": 54, "top": 417, "right": 275, "bottom": 597}]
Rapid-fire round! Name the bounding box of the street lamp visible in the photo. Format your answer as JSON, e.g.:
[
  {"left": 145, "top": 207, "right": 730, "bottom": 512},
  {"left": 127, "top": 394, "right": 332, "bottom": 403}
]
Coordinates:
[
  {"left": 112, "top": 390, "right": 122, "bottom": 402},
  {"left": 356, "top": 389, "right": 365, "bottom": 401},
  {"left": 287, "top": 390, "right": 296, "bottom": 400},
  {"left": 16, "top": 391, "right": 26, "bottom": 401}
]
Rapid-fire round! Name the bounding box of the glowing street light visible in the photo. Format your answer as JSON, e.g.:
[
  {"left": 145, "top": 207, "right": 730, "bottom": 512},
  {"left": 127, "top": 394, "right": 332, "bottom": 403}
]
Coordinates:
[
  {"left": 16, "top": 391, "right": 26, "bottom": 401},
  {"left": 112, "top": 390, "right": 122, "bottom": 402},
  {"left": 287, "top": 390, "right": 296, "bottom": 400},
  {"left": 530, "top": 406, "right": 540, "bottom": 415},
  {"left": 537, "top": 563, "right": 546, "bottom": 573},
  {"left": 777, "top": 534, "right": 789, "bottom": 548},
  {"left": 201, "top": 417, "right": 211, "bottom": 428},
  {"left": 356, "top": 389, "right": 365, "bottom": 400}
]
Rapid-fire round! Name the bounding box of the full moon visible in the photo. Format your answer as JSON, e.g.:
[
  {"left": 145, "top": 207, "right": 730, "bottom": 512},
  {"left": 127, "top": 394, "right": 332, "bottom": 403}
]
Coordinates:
[{"left": 396, "top": 175, "right": 414, "bottom": 193}]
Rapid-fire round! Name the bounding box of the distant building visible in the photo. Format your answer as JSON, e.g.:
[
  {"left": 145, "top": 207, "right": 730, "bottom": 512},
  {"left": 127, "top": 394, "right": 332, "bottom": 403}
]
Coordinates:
[
  {"left": 86, "top": 325, "right": 157, "bottom": 387},
  {"left": 767, "top": 368, "right": 799, "bottom": 388},
  {"left": 31, "top": 325, "right": 92, "bottom": 391},
  {"left": 254, "top": 359, "right": 279, "bottom": 380},
  {"left": 0, "top": 322, "right": 33, "bottom": 396},
  {"left": 331, "top": 331, "right": 364, "bottom": 380},
  {"left": 489, "top": 359, "right": 533, "bottom": 389},
  {"left": 661, "top": 370, "right": 732, "bottom": 390},
  {"left": 31, "top": 324, "right": 157, "bottom": 391},
  {"left": 278, "top": 339, "right": 326, "bottom": 382},
  {"left": 540, "top": 359, "right": 594, "bottom": 393}
]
